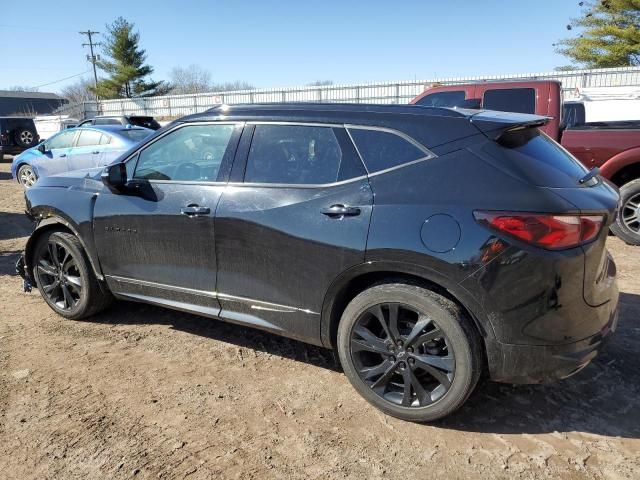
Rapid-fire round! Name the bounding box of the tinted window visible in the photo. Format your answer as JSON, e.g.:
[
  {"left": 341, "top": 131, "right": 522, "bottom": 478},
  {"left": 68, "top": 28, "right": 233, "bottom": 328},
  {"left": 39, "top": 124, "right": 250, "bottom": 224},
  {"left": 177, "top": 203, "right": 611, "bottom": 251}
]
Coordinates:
[
  {"left": 128, "top": 116, "right": 161, "bottom": 130},
  {"left": 76, "top": 129, "right": 103, "bottom": 147},
  {"left": 489, "top": 129, "right": 588, "bottom": 187},
  {"left": 348, "top": 128, "right": 428, "bottom": 173},
  {"left": 118, "top": 129, "right": 151, "bottom": 142},
  {"left": 416, "top": 91, "right": 465, "bottom": 108},
  {"left": 95, "top": 118, "right": 121, "bottom": 125},
  {"left": 245, "top": 125, "right": 344, "bottom": 184},
  {"left": 46, "top": 130, "right": 76, "bottom": 150},
  {"left": 134, "top": 124, "right": 235, "bottom": 182},
  {"left": 563, "top": 103, "right": 585, "bottom": 128},
  {"left": 483, "top": 88, "right": 536, "bottom": 114}
]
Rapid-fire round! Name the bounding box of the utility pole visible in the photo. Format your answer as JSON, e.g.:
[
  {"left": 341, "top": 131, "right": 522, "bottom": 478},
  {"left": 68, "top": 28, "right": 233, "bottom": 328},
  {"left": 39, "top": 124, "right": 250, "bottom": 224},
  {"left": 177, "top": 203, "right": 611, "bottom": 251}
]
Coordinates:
[{"left": 80, "top": 30, "right": 101, "bottom": 103}]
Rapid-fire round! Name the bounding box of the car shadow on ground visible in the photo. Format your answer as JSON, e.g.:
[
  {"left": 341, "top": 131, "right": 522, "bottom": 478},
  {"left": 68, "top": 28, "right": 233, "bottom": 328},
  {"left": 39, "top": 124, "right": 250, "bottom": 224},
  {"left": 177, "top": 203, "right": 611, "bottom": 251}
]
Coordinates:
[
  {"left": 84, "top": 290, "right": 640, "bottom": 438},
  {"left": 0, "top": 250, "right": 22, "bottom": 275},
  {"left": 0, "top": 212, "right": 32, "bottom": 241},
  {"left": 0, "top": 171, "right": 14, "bottom": 181}
]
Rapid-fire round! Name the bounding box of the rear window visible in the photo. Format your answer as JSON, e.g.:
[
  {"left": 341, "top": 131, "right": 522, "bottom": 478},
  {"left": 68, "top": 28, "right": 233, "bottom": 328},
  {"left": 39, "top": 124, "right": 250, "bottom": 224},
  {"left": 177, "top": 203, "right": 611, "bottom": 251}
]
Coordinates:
[
  {"left": 415, "top": 91, "right": 466, "bottom": 108},
  {"left": 563, "top": 103, "right": 586, "bottom": 128},
  {"left": 483, "top": 88, "right": 536, "bottom": 114},
  {"left": 94, "top": 118, "right": 122, "bottom": 126},
  {"left": 128, "top": 117, "right": 161, "bottom": 130},
  {"left": 486, "top": 129, "right": 588, "bottom": 188},
  {"left": 118, "top": 129, "right": 152, "bottom": 142},
  {"left": 348, "top": 128, "right": 429, "bottom": 173}
]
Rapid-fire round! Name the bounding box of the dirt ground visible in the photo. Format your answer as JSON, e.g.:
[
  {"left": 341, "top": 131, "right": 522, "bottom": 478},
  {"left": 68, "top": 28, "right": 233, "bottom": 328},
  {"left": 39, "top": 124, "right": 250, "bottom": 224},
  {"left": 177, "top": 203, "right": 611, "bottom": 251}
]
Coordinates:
[{"left": 0, "top": 160, "right": 638, "bottom": 480}]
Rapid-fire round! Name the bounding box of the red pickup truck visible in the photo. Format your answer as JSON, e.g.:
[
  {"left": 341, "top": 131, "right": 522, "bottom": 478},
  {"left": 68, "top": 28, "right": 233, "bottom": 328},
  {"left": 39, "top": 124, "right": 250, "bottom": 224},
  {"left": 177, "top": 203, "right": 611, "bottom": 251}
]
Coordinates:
[{"left": 411, "top": 80, "right": 640, "bottom": 245}]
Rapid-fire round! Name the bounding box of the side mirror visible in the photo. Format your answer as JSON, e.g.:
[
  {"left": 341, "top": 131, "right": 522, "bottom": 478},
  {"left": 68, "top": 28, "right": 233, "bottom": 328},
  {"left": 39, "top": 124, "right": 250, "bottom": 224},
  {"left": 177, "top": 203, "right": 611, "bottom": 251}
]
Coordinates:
[
  {"left": 37, "top": 143, "right": 48, "bottom": 154},
  {"left": 101, "top": 162, "right": 128, "bottom": 193}
]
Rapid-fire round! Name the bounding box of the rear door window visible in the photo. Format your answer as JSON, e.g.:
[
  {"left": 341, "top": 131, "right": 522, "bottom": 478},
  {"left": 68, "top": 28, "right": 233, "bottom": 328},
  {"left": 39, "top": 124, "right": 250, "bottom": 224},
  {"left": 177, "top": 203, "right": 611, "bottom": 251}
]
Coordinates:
[
  {"left": 244, "top": 125, "right": 349, "bottom": 185},
  {"left": 348, "top": 127, "right": 430, "bottom": 173},
  {"left": 483, "top": 88, "right": 536, "bottom": 114},
  {"left": 415, "top": 91, "right": 466, "bottom": 108},
  {"left": 76, "top": 130, "right": 103, "bottom": 147}
]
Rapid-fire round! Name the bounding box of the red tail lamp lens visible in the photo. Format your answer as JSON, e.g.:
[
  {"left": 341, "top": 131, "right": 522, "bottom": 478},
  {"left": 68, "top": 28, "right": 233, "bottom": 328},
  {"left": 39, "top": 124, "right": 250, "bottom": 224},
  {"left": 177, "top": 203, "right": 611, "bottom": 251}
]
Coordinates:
[{"left": 474, "top": 212, "right": 604, "bottom": 250}]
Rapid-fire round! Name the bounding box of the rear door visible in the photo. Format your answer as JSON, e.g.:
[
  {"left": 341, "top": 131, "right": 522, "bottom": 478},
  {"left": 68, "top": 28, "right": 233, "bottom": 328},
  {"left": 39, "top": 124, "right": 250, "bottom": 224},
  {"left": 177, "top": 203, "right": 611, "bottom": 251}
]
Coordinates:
[
  {"left": 214, "top": 122, "right": 373, "bottom": 343},
  {"left": 67, "top": 129, "right": 104, "bottom": 170}
]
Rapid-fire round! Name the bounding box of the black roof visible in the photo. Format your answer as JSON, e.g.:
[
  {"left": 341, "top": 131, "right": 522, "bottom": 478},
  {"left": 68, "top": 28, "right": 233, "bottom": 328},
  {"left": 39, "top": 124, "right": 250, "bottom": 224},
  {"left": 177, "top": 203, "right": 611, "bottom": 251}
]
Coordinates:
[{"left": 181, "top": 102, "right": 468, "bottom": 123}]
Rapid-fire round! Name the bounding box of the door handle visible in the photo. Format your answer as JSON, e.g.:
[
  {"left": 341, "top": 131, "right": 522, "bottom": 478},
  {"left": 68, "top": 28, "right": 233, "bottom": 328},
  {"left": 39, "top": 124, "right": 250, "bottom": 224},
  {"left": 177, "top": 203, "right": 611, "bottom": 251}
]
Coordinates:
[
  {"left": 321, "top": 204, "right": 361, "bottom": 218},
  {"left": 181, "top": 205, "right": 210, "bottom": 216},
  {"left": 59, "top": 153, "right": 67, "bottom": 158},
  {"left": 92, "top": 151, "right": 101, "bottom": 154}
]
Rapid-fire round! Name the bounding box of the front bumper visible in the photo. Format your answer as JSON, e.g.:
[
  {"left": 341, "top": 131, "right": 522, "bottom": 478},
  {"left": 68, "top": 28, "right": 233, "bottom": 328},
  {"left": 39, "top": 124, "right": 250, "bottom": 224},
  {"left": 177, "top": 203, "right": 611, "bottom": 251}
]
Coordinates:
[{"left": 486, "top": 299, "right": 619, "bottom": 384}]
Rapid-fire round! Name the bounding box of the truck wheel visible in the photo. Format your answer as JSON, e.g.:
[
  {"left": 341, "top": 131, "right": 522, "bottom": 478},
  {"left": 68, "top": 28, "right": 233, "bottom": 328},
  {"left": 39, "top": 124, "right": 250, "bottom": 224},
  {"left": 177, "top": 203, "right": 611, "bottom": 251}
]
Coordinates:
[
  {"left": 337, "top": 283, "right": 482, "bottom": 422},
  {"left": 32, "top": 231, "right": 113, "bottom": 319},
  {"left": 610, "top": 179, "right": 640, "bottom": 245},
  {"left": 14, "top": 127, "right": 37, "bottom": 148}
]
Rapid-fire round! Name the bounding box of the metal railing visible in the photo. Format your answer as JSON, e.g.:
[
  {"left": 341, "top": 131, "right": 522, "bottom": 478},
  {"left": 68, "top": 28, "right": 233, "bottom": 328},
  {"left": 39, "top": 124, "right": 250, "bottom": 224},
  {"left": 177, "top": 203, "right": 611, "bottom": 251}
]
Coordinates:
[{"left": 79, "top": 66, "right": 640, "bottom": 119}]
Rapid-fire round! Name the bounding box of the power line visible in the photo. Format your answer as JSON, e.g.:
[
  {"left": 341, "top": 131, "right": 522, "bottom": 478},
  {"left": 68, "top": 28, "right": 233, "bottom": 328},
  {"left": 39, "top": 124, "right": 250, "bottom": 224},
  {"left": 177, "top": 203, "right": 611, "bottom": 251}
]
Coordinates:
[
  {"left": 31, "top": 70, "right": 91, "bottom": 89},
  {"left": 80, "top": 30, "right": 101, "bottom": 101}
]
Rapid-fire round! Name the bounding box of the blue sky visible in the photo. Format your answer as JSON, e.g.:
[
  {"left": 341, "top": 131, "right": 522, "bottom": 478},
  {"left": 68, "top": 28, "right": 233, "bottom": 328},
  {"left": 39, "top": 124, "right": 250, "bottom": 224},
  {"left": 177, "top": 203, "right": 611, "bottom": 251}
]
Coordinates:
[{"left": 0, "top": 0, "right": 581, "bottom": 92}]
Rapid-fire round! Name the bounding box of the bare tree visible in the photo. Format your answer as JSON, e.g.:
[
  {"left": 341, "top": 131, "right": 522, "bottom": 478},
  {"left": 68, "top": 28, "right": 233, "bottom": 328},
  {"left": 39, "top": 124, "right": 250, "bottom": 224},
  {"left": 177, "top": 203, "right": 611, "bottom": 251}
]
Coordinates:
[
  {"left": 307, "top": 80, "right": 334, "bottom": 86},
  {"left": 169, "top": 65, "right": 213, "bottom": 94},
  {"left": 4, "top": 85, "right": 39, "bottom": 92},
  {"left": 59, "top": 78, "right": 94, "bottom": 104},
  {"left": 210, "top": 80, "right": 255, "bottom": 92}
]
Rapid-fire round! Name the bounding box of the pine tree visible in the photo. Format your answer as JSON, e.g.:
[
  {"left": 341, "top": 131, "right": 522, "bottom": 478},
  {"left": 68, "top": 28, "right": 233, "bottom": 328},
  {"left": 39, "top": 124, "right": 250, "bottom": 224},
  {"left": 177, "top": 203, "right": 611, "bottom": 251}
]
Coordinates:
[
  {"left": 556, "top": 0, "right": 640, "bottom": 68},
  {"left": 93, "top": 17, "right": 169, "bottom": 99}
]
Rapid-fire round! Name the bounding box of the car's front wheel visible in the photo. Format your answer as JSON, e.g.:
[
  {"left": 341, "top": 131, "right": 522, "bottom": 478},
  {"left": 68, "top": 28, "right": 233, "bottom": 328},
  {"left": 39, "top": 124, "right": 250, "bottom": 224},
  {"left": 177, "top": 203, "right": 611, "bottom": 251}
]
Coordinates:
[
  {"left": 337, "top": 283, "right": 482, "bottom": 422},
  {"left": 18, "top": 164, "right": 37, "bottom": 188},
  {"left": 32, "top": 230, "right": 112, "bottom": 319}
]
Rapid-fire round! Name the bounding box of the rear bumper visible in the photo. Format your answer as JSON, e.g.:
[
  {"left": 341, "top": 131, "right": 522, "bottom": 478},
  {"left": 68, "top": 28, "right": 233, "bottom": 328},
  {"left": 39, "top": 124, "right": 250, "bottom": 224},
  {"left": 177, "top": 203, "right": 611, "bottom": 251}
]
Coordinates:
[{"left": 486, "top": 296, "right": 619, "bottom": 383}]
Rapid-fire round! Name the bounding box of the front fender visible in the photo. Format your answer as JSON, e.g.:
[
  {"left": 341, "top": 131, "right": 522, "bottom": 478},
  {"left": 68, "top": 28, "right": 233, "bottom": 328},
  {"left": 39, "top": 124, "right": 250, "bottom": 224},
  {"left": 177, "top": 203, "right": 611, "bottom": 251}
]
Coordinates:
[
  {"left": 24, "top": 191, "right": 102, "bottom": 282},
  {"left": 600, "top": 146, "right": 640, "bottom": 180}
]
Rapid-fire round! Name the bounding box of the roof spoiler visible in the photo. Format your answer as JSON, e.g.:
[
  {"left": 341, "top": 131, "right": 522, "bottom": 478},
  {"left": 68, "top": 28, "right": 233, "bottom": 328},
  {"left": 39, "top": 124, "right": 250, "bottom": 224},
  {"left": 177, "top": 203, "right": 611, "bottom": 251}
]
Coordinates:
[{"left": 469, "top": 111, "right": 551, "bottom": 141}]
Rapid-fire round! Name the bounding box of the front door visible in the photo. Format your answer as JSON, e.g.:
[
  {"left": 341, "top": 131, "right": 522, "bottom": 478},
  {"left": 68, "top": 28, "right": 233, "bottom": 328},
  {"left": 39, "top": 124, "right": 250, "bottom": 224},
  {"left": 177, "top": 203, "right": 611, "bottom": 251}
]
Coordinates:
[
  {"left": 38, "top": 130, "right": 76, "bottom": 177},
  {"left": 215, "top": 123, "right": 373, "bottom": 344},
  {"left": 93, "top": 122, "right": 242, "bottom": 313}
]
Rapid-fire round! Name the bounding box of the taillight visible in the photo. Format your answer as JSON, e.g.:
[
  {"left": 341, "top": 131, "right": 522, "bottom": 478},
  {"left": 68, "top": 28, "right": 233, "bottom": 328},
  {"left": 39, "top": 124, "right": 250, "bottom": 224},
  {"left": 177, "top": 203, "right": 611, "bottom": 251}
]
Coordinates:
[{"left": 474, "top": 211, "right": 604, "bottom": 250}]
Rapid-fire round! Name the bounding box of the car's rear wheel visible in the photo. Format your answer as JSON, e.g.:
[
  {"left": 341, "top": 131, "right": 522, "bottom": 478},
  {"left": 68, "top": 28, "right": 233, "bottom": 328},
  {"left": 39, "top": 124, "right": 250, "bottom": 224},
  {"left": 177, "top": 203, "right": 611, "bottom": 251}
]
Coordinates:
[
  {"left": 32, "top": 231, "right": 112, "bottom": 319},
  {"left": 610, "top": 179, "right": 640, "bottom": 245},
  {"left": 18, "top": 164, "right": 37, "bottom": 188},
  {"left": 337, "top": 283, "right": 482, "bottom": 422},
  {"left": 14, "top": 128, "right": 37, "bottom": 148}
]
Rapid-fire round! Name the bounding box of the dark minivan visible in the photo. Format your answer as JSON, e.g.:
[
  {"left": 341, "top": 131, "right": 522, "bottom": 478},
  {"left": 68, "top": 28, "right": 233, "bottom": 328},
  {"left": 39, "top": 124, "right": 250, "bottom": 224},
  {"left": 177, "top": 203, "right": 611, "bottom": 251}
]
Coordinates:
[{"left": 16, "top": 103, "right": 619, "bottom": 422}]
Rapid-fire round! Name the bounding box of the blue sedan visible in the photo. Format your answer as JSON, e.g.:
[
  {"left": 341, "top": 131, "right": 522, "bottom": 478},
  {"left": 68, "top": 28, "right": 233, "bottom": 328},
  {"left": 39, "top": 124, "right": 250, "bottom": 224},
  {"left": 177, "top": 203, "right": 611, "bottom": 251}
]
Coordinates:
[{"left": 11, "top": 125, "right": 153, "bottom": 188}]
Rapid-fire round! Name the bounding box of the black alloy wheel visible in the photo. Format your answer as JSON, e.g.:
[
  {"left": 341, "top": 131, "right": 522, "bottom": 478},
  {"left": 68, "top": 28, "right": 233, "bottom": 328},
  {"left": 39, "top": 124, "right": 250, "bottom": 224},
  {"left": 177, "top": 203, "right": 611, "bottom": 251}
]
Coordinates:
[
  {"left": 350, "top": 302, "right": 455, "bottom": 407},
  {"left": 34, "top": 237, "right": 83, "bottom": 311}
]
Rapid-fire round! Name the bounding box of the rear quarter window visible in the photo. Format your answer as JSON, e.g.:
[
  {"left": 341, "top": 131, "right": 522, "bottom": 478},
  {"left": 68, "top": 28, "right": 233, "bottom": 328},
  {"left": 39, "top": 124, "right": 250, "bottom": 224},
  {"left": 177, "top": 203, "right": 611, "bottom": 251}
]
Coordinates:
[
  {"left": 483, "top": 88, "right": 536, "bottom": 114},
  {"left": 348, "top": 128, "right": 430, "bottom": 173}
]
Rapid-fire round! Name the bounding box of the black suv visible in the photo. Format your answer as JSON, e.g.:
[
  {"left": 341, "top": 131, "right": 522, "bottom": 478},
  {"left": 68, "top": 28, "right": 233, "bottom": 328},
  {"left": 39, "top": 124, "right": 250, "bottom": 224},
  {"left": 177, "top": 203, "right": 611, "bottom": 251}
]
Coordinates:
[
  {"left": 78, "top": 115, "right": 161, "bottom": 130},
  {"left": 16, "top": 103, "right": 620, "bottom": 421},
  {"left": 0, "top": 117, "right": 39, "bottom": 159}
]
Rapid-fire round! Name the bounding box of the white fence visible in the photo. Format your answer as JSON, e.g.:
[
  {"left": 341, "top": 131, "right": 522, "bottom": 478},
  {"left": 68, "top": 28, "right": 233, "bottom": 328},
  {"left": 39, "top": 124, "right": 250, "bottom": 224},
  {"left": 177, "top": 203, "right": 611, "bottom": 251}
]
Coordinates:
[{"left": 81, "top": 66, "right": 640, "bottom": 119}]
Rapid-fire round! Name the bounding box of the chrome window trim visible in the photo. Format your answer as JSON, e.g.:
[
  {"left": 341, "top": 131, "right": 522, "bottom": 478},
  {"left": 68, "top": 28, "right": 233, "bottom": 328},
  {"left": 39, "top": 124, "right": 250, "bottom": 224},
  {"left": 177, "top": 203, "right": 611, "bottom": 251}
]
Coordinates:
[{"left": 105, "top": 275, "right": 319, "bottom": 315}]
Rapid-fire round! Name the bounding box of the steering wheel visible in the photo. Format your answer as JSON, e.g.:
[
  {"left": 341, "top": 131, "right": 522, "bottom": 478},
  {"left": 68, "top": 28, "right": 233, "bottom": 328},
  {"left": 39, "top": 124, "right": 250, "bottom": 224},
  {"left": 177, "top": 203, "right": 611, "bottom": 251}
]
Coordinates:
[{"left": 173, "top": 162, "right": 201, "bottom": 181}]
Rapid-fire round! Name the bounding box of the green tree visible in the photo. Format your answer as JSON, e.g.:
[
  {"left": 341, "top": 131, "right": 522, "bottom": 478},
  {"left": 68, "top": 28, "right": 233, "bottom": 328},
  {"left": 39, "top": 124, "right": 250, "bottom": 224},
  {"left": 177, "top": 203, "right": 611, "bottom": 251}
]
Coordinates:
[
  {"left": 94, "top": 17, "right": 168, "bottom": 99},
  {"left": 555, "top": 0, "right": 640, "bottom": 68}
]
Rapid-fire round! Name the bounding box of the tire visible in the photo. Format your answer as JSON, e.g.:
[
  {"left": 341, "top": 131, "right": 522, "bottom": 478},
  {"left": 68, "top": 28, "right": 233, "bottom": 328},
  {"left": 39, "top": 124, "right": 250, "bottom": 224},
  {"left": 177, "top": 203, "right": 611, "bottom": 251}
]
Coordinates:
[
  {"left": 610, "top": 178, "right": 640, "bottom": 245},
  {"left": 13, "top": 127, "right": 37, "bottom": 148},
  {"left": 337, "top": 283, "right": 482, "bottom": 422},
  {"left": 32, "top": 231, "right": 112, "bottom": 319},
  {"left": 18, "top": 164, "right": 37, "bottom": 188}
]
